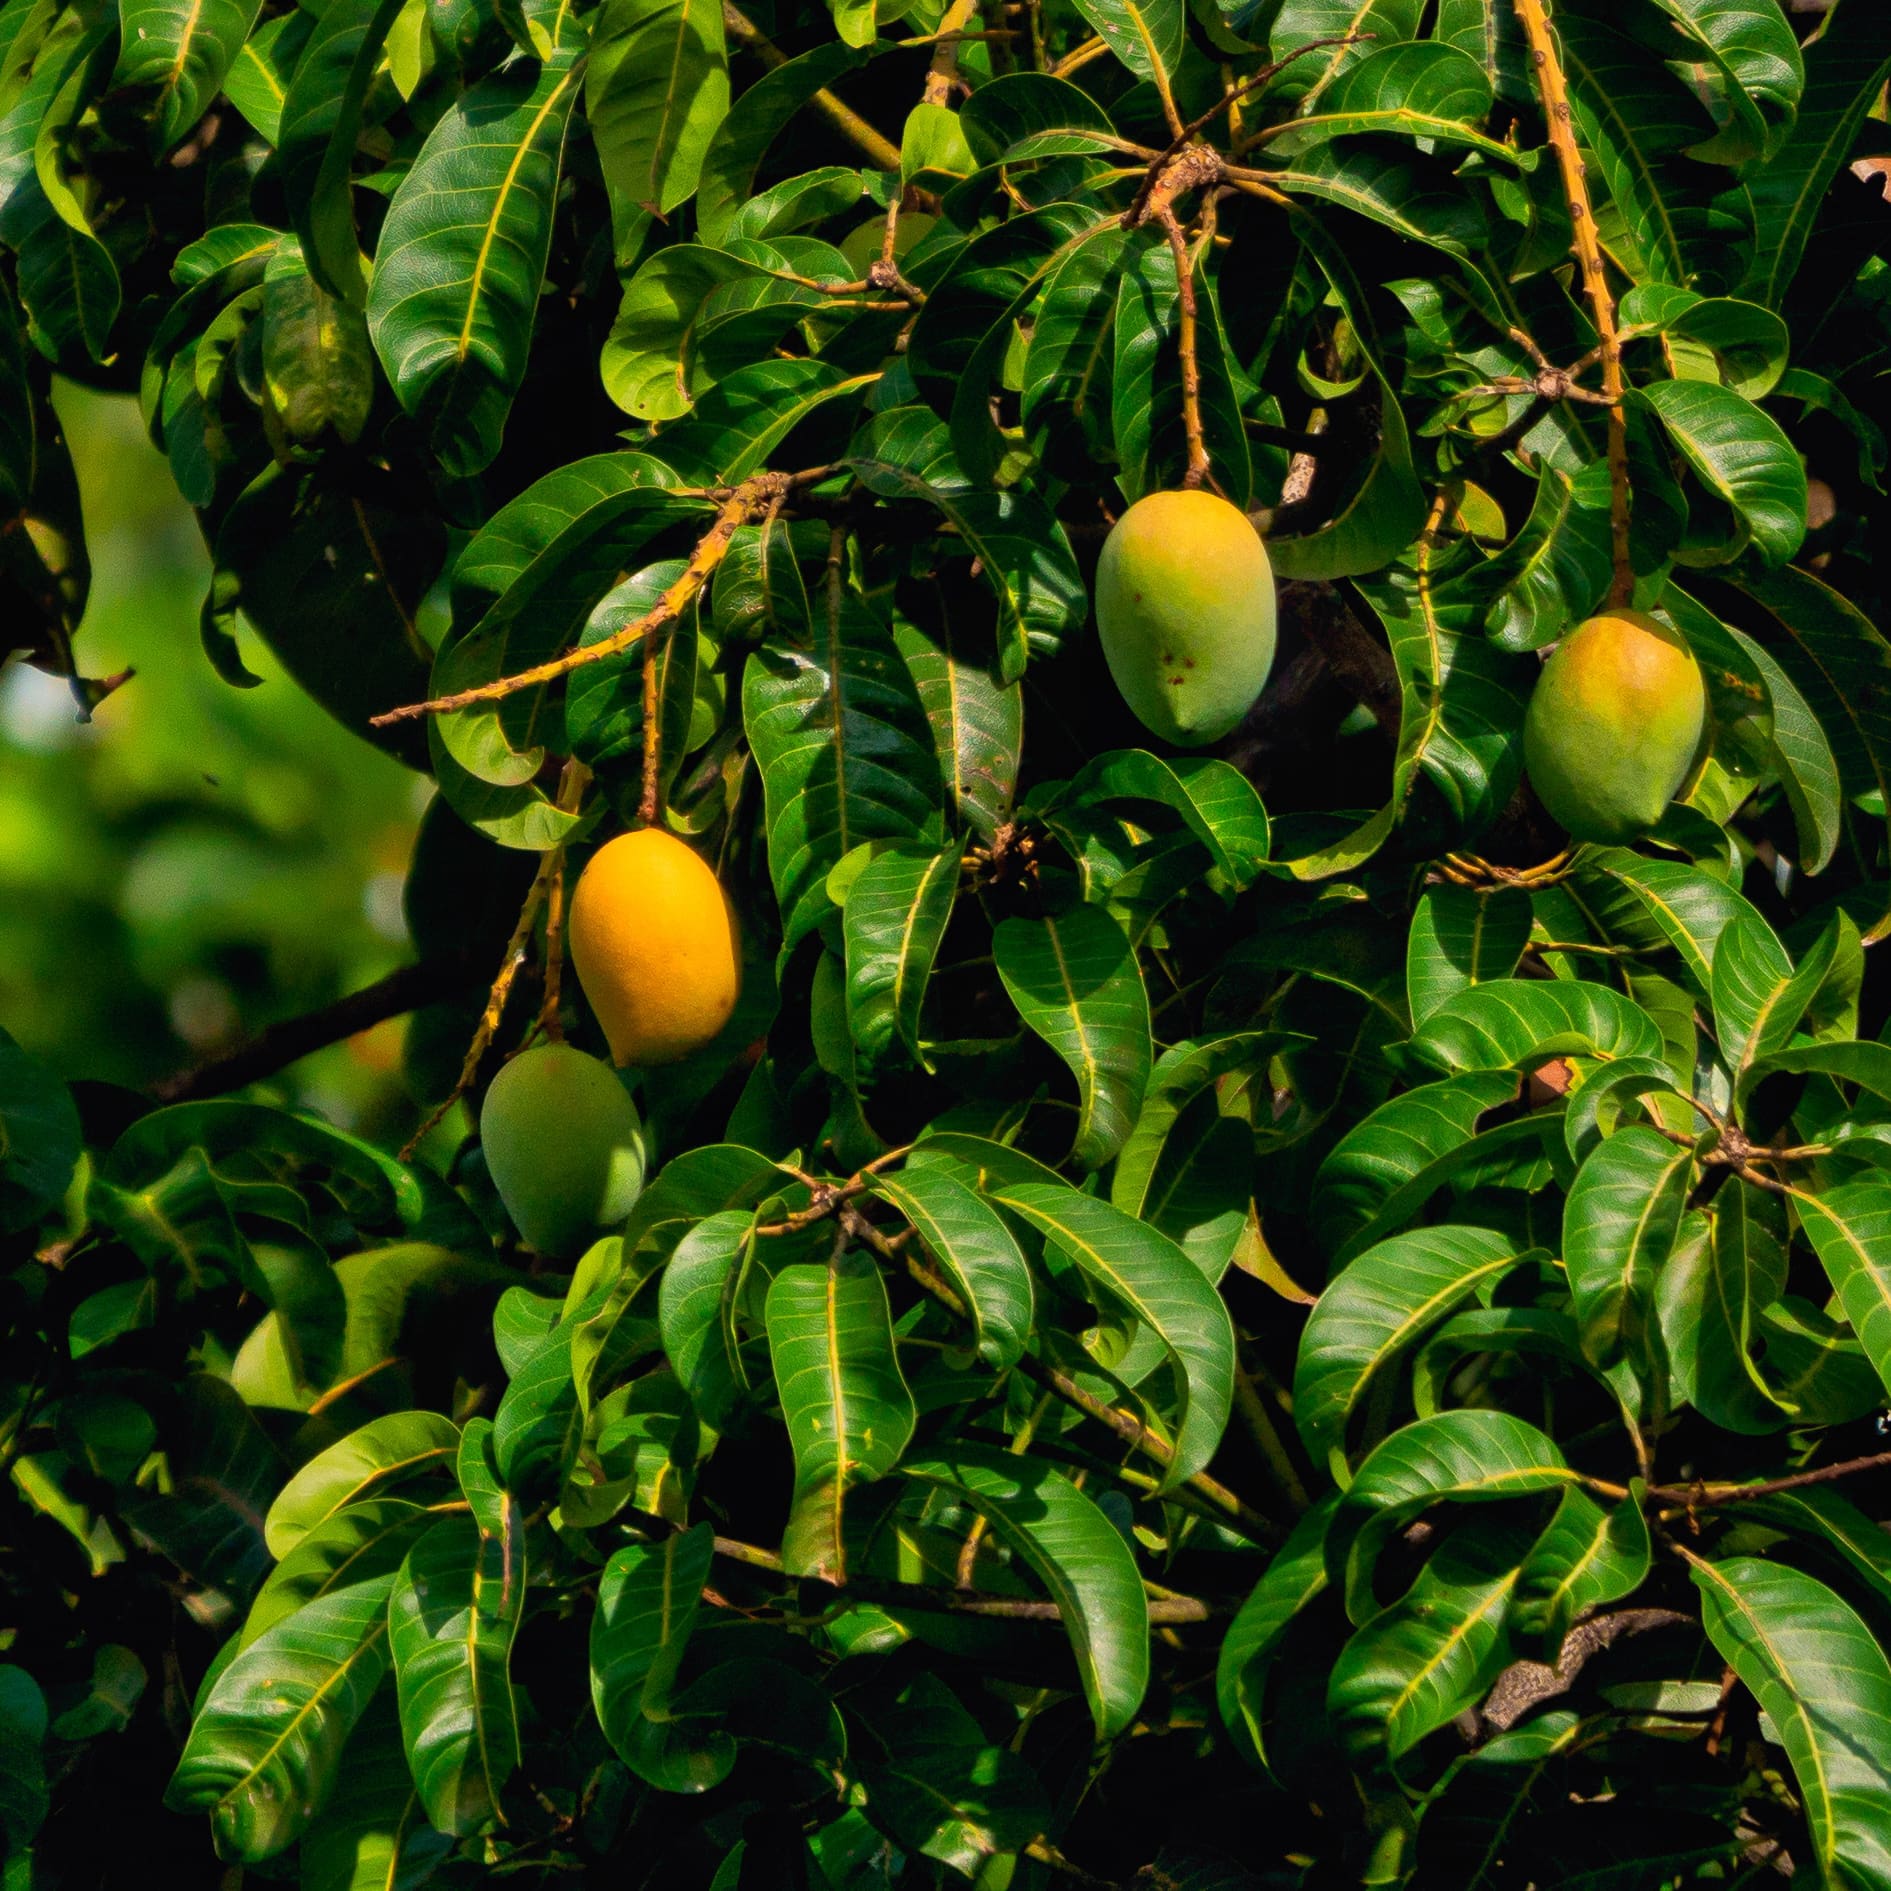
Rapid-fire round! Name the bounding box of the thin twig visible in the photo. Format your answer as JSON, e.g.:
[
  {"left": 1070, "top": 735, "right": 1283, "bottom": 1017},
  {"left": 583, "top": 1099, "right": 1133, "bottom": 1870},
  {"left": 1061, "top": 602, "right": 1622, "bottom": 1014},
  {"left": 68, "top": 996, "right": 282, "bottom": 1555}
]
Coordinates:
[
  {"left": 722, "top": 3, "right": 901, "bottom": 169},
  {"left": 1512, "top": 0, "right": 1632, "bottom": 603},
  {"left": 371, "top": 475, "right": 815, "bottom": 726},
  {"left": 923, "top": 0, "right": 980, "bottom": 103},
  {"left": 150, "top": 954, "right": 483, "bottom": 1103},
  {"left": 1651, "top": 1448, "right": 1891, "bottom": 1510}
]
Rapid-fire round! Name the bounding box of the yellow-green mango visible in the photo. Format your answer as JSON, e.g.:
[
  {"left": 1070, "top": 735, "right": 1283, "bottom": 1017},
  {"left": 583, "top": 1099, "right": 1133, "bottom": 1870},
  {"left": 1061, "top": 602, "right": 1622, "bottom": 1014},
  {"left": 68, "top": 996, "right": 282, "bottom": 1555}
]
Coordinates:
[
  {"left": 1095, "top": 489, "right": 1276, "bottom": 746},
  {"left": 1523, "top": 609, "right": 1706, "bottom": 844},
  {"left": 479, "top": 1043, "right": 646, "bottom": 1256}
]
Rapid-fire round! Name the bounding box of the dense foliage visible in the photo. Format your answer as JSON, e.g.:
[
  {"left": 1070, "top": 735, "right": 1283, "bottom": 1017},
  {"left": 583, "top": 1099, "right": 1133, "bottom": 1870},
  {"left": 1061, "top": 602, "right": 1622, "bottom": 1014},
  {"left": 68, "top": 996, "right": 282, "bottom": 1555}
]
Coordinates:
[{"left": 9, "top": 0, "right": 1891, "bottom": 1883}]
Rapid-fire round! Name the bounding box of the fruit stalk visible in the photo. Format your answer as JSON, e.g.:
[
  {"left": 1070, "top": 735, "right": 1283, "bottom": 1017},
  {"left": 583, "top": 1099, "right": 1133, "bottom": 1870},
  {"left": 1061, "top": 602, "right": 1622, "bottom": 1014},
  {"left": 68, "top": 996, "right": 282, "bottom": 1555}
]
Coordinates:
[
  {"left": 1159, "top": 209, "right": 1211, "bottom": 490},
  {"left": 1511, "top": 0, "right": 1632, "bottom": 604}
]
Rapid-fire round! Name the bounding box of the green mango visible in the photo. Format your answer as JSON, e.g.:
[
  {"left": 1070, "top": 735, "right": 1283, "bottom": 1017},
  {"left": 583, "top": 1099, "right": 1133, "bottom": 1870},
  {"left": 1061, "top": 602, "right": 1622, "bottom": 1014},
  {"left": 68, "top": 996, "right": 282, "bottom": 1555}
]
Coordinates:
[
  {"left": 1523, "top": 609, "right": 1706, "bottom": 844},
  {"left": 479, "top": 1044, "right": 647, "bottom": 1257},
  {"left": 1095, "top": 489, "right": 1277, "bottom": 746}
]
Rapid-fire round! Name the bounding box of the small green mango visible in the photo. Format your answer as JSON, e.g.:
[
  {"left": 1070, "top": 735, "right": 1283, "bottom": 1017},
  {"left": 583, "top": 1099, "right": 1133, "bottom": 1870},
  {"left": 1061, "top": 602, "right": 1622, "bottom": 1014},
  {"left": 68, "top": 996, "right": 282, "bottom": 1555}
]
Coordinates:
[
  {"left": 479, "top": 1043, "right": 646, "bottom": 1257},
  {"left": 1095, "top": 489, "right": 1277, "bottom": 746},
  {"left": 1523, "top": 609, "right": 1706, "bottom": 844}
]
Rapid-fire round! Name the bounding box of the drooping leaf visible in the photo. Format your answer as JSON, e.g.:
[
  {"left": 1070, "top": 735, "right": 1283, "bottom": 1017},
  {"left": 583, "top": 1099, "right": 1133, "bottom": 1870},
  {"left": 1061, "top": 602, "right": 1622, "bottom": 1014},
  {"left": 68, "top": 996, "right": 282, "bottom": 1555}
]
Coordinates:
[{"left": 766, "top": 1253, "right": 917, "bottom": 1581}]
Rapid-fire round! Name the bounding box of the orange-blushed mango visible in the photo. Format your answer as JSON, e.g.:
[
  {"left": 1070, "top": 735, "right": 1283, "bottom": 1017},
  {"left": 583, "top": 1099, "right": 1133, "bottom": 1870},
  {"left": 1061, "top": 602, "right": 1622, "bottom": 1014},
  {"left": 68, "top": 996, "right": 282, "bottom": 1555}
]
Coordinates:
[
  {"left": 480, "top": 1044, "right": 646, "bottom": 1257},
  {"left": 568, "top": 828, "right": 742, "bottom": 1067},
  {"left": 1095, "top": 489, "right": 1276, "bottom": 746},
  {"left": 1523, "top": 609, "right": 1706, "bottom": 844}
]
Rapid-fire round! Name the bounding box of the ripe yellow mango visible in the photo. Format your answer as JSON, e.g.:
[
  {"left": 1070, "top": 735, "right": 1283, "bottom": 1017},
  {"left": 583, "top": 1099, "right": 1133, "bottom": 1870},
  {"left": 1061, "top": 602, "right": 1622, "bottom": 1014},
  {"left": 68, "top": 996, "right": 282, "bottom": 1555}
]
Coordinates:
[
  {"left": 1095, "top": 489, "right": 1277, "bottom": 747},
  {"left": 1523, "top": 610, "right": 1706, "bottom": 844},
  {"left": 480, "top": 1044, "right": 646, "bottom": 1257},
  {"left": 568, "top": 828, "right": 742, "bottom": 1067}
]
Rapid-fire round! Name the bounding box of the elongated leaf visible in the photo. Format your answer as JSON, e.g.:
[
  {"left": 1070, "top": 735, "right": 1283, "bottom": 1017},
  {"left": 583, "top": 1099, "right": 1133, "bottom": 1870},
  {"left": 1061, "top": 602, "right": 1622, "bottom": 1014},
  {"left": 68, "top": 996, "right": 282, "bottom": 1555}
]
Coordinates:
[
  {"left": 1314, "top": 1071, "right": 1518, "bottom": 1257},
  {"left": 743, "top": 581, "right": 944, "bottom": 953},
  {"left": 843, "top": 842, "right": 958, "bottom": 1069},
  {"left": 1737, "top": 0, "right": 1891, "bottom": 308},
  {"left": 1725, "top": 618, "right": 1841, "bottom": 874},
  {"left": 1638, "top": 379, "right": 1807, "bottom": 568},
  {"left": 1328, "top": 1410, "right": 1578, "bottom": 1620},
  {"left": 115, "top": 0, "right": 264, "bottom": 150},
  {"left": 298, "top": 1698, "right": 452, "bottom": 1891},
  {"left": 587, "top": 0, "right": 728, "bottom": 218},
  {"left": 1217, "top": 1495, "right": 1338, "bottom": 1778},
  {"left": 1659, "top": 1189, "right": 1786, "bottom": 1432},
  {"left": 388, "top": 1506, "right": 525, "bottom": 1836},
  {"left": 1328, "top": 1520, "right": 1529, "bottom": 1766},
  {"left": 766, "top": 1254, "right": 916, "bottom": 1581},
  {"left": 1694, "top": 1557, "right": 1891, "bottom": 1888},
  {"left": 1514, "top": 1487, "right": 1649, "bottom": 1648},
  {"left": 903, "top": 1446, "right": 1148, "bottom": 1737},
  {"left": 1562, "top": 1125, "right": 1691, "bottom": 1374},
  {"left": 655, "top": 1207, "right": 758, "bottom": 1431},
  {"left": 1796, "top": 1181, "right": 1891, "bottom": 1399},
  {"left": 891, "top": 611, "right": 1021, "bottom": 840},
  {"left": 366, "top": 48, "right": 581, "bottom": 476},
  {"left": 1410, "top": 979, "right": 1666, "bottom": 1076},
  {"left": 1406, "top": 885, "right": 1532, "bottom": 1026},
  {"left": 591, "top": 1524, "right": 733, "bottom": 1790},
  {"left": 241, "top": 1498, "right": 433, "bottom": 1651},
  {"left": 265, "top": 1412, "right": 460, "bottom": 1559},
  {"left": 993, "top": 906, "right": 1151, "bottom": 1171},
  {"left": 277, "top": 0, "right": 407, "bottom": 305},
  {"left": 1294, "top": 1225, "right": 1527, "bottom": 1472},
  {"left": 166, "top": 1576, "right": 394, "bottom": 1861},
  {"left": 870, "top": 1164, "right": 1033, "bottom": 1371},
  {"left": 984, "top": 1182, "right": 1234, "bottom": 1488}
]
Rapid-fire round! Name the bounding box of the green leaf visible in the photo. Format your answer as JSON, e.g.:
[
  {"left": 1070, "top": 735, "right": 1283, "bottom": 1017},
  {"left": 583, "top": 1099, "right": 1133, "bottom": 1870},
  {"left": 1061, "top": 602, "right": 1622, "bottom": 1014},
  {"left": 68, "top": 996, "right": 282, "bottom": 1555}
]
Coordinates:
[
  {"left": 1637, "top": 379, "right": 1808, "bottom": 569},
  {"left": 1314, "top": 1071, "right": 1519, "bottom": 1258},
  {"left": 992, "top": 906, "right": 1152, "bottom": 1171},
  {"left": 1217, "top": 1495, "right": 1338, "bottom": 1778},
  {"left": 0, "top": 1668, "right": 47, "bottom": 1856},
  {"left": 1294, "top": 1225, "right": 1527, "bottom": 1473},
  {"left": 1514, "top": 1487, "right": 1650, "bottom": 1648},
  {"left": 276, "top": 0, "right": 407, "bottom": 305},
  {"left": 1270, "top": 0, "right": 1423, "bottom": 105},
  {"left": 1052, "top": 749, "right": 1270, "bottom": 886},
  {"left": 1406, "top": 885, "right": 1532, "bottom": 1026},
  {"left": 902, "top": 1445, "right": 1149, "bottom": 1737},
  {"left": 298, "top": 1698, "right": 452, "bottom": 1891},
  {"left": 166, "top": 1576, "right": 394, "bottom": 1861},
  {"left": 1562, "top": 1124, "right": 1691, "bottom": 1375},
  {"left": 655, "top": 1206, "right": 759, "bottom": 1432},
  {"left": 591, "top": 1524, "right": 734, "bottom": 1790},
  {"left": 221, "top": 12, "right": 313, "bottom": 145},
  {"left": 264, "top": 1412, "right": 460, "bottom": 1559},
  {"left": 241, "top": 1497, "right": 433, "bottom": 1651},
  {"left": 743, "top": 579, "right": 945, "bottom": 953},
  {"left": 870, "top": 1163, "right": 1033, "bottom": 1371},
  {"left": 1409, "top": 979, "right": 1667, "bottom": 1076},
  {"left": 1071, "top": 0, "right": 1184, "bottom": 84},
  {"left": 1796, "top": 1181, "right": 1891, "bottom": 1400},
  {"left": 840, "top": 841, "right": 958, "bottom": 1074},
  {"left": 366, "top": 47, "right": 582, "bottom": 476},
  {"left": 1659, "top": 1191, "right": 1787, "bottom": 1433},
  {"left": 1717, "top": 912, "right": 1837, "bottom": 1094},
  {"left": 857, "top": 1673, "right": 1051, "bottom": 1874},
  {"left": 695, "top": 41, "right": 878, "bottom": 245},
  {"left": 388, "top": 1501, "right": 525, "bottom": 1835},
  {"left": 1724, "top": 618, "right": 1842, "bottom": 875},
  {"left": 892, "top": 610, "right": 1022, "bottom": 840},
  {"left": 586, "top": 0, "right": 728, "bottom": 219},
  {"left": 0, "top": 1027, "right": 79, "bottom": 1233},
  {"left": 1736, "top": 0, "right": 1891, "bottom": 308},
  {"left": 1328, "top": 1410, "right": 1580, "bottom": 1620},
  {"left": 766, "top": 1253, "right": 917, "bottom": 1581},
  {"left": 1694, "top": 1556, "right": 1891, "bottom": 1888},
  {"left": 1328, "top": 1519, "right": 1529, "bottom": 1767},
  {"left": 115, "top": 0, "right": 264, "bottom": 150},
  {"left": 1262, "top": 42, "right": 1506, "bottom": 158},
  {"left": 982, "top": 1182, "right": 1234, "bottom": 1488}
]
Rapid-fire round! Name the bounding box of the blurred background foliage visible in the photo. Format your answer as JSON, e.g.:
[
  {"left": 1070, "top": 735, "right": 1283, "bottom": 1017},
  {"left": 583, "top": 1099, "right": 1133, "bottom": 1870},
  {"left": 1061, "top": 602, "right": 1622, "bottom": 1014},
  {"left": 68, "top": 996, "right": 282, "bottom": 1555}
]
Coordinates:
[{"left": 0, "top": 384, "right": 429, "bottom": 1138}]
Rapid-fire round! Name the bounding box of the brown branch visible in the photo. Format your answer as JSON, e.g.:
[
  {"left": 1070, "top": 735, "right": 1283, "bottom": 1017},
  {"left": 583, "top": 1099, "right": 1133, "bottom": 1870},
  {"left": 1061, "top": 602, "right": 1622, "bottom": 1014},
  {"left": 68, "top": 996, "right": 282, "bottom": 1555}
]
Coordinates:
[
  {"left": 1512, "top": 0, "right": 1632, "bottom": 604},
  {"left": 372, "top": 479, "right": 802, "bottom": 728},
  {"left": 1650, "top": 1448, "right": 1891, "bottom": 1510},
  {"left": 722, "top": 3, "right": 901, "bottom": 170},
  {"left": 923, "top": 0, "right": 980, "bottom": 103},
  {"left": 151, "top": 955, "right": 484, "bottom": 1104}
]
